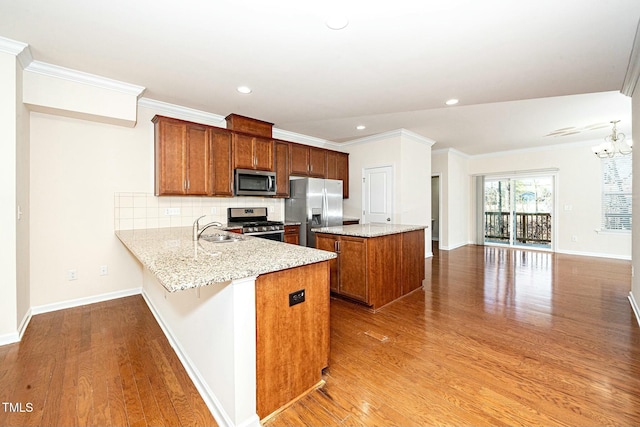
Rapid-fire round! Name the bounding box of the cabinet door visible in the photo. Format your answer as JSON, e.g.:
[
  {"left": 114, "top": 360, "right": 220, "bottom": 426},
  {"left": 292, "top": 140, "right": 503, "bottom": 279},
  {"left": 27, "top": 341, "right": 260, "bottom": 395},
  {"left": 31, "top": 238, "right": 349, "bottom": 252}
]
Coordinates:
[
  {"left": 336, "top": 152, "right": 349, "bottom": 198},
  {"left": 326, "top": 151, "right": 349, "bottom": 198},
  {"left": 326, "top": 151, "right": 338, "bottom": 180},
  {"left": 284, "top": 225, "right": 300, "bottom": 245},
  {"left": 274, "top": 141, "right": 290, "bottom": 197},
  {"left": 338, "top": 236, "right": 368, "bottom": 302},
  {"left": 185, "top": 124, "right": 211, "bottom": 195},
  {"left": 155, "top": 118, "right": 187, "bottom": 195},
  {"left": 233, "top": 134, "right": 255, "bottom": 169},
  {"left": 308, "top": 147, "right": 326, "bottom": 177},
  {"left": 315, "top": 234, "right": 339, "bottom": 293},
  {"left": 211, "top": 128, "right": 233, "bottom": 196},
  {"left": 401, "top": 230, "right": 425, "bottom": 294},
  {"left": 254, "top": 137, "right": 274, "bottom": 171},
  {"left": 290, "top": 143, "right": 309, "bottom": 176}
]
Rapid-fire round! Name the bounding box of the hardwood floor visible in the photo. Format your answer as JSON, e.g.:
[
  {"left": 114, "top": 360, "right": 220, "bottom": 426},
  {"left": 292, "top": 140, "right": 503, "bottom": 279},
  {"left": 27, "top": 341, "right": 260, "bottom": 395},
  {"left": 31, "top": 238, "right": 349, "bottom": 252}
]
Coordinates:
[
  {"left": 0, "top": 296, "right": 217, "bottom": 427},
  {"left": 266, "top": 243, "right": 640, "bottom": 426},
  {"left": 2, "top": 243, "right": 639, "bottom": 426}
]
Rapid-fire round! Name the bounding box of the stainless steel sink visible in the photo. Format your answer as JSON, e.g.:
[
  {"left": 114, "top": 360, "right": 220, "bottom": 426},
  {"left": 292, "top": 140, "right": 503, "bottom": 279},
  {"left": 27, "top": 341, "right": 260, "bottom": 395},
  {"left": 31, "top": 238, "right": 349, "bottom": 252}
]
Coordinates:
[{"left": 200, "top": 233, "right": 243, "bottom": 243}]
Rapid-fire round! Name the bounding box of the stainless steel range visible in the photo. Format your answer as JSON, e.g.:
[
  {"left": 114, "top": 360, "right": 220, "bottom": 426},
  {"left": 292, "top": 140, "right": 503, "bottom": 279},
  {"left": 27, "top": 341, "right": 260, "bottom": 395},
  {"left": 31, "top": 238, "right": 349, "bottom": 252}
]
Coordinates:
[{"left": 227, "top": 207, "right": 284, "bottom": 242}]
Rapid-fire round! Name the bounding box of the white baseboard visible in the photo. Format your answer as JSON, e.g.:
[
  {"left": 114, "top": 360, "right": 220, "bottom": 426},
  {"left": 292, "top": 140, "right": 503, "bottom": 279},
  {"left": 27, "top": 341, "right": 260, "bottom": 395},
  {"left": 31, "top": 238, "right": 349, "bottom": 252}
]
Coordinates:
[
  {"left": 555, "top": 249, "right": 631, "bottom": 261},
  {"left": 439, "top": 241, "right": 473, "bottom": 251},
  {"left": 629, "top": 292, "right": 640, "bottom": 327},
  {"left": 17, "top": 307, "right": 32, "bottom": 339},
  {"left": 141, "top": 290, "right": 253, "bottom": 427},
  {"left": 0, "top": 331, "right": 20, "bottom": 346},
  {"left": 30, "top": 287, "right": 142, "bottom": 315}
]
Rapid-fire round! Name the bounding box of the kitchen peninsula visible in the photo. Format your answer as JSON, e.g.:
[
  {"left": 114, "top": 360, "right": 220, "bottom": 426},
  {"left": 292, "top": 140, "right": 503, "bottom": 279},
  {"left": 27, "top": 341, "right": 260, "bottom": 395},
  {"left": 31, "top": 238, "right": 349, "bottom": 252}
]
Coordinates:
[
  {"left": 116, "top": 227, "right": 336, "bottom": 426},
  {"left": 314, "top": 223, "right": 426, "bottom": 311}
]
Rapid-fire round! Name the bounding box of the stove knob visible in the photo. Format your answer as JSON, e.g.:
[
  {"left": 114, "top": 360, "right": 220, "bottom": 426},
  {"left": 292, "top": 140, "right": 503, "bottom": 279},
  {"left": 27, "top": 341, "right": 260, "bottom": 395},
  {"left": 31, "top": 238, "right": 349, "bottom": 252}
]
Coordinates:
[
  {"left": 247, "top": 227, "right": 255, "bottom": 233},
  {"left": 261, "top": 226, "right": 268, "bottom": 231}
]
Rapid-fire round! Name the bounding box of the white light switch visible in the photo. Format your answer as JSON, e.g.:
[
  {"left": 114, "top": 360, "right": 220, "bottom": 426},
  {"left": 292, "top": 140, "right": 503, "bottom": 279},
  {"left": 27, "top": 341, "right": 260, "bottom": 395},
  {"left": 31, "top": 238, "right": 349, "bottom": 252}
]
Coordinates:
[{"left": 164, "top": 208, "right": 180, "bottom": 216}]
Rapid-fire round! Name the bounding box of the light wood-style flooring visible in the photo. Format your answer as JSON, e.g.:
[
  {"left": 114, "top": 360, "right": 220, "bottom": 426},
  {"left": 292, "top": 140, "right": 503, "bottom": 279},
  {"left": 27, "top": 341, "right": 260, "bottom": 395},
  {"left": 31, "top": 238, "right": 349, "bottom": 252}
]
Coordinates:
[
  {"left": 266, "top": 243, "right": 640, "bottom": 426},
  {"left": 1, "top": 243, "right": 640, "bottom": 426},
  {"left": 0, "top": 296, "right": 217, "bottom": 427}
]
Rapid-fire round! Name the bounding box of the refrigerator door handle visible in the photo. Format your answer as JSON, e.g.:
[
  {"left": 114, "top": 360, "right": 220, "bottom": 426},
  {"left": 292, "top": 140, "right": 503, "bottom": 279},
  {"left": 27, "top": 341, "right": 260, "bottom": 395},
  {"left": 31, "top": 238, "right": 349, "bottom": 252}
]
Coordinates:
[{"left": 322, "top": 187, "right": 329, "bottom": 227}]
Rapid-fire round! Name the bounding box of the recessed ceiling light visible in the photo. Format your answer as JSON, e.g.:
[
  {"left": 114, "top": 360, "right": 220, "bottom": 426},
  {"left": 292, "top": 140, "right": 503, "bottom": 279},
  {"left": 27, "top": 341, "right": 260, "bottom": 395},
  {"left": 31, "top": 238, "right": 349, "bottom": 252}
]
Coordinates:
[
  {"left": 356, "top": 125, "right": 366, "bottom": 130},
  {"left": 237, "top": 86, "right": 252, "bottom": 94},
  {"left": 326, "top": 15, "right": 349, "bottom": 30},
  {"left": 445, "top": 98, "right": 459, "bottom": 106}
]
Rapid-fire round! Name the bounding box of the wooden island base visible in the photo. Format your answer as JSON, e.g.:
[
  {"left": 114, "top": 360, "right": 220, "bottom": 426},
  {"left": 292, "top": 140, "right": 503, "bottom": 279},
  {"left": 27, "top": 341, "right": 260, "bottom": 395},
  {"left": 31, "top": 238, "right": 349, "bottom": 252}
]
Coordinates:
[
  {"left": 255, "top": 261, "right": 330, "bottom": 419},
  {"left": 316, "top": 227, "right": 425, "bottom": 311}
]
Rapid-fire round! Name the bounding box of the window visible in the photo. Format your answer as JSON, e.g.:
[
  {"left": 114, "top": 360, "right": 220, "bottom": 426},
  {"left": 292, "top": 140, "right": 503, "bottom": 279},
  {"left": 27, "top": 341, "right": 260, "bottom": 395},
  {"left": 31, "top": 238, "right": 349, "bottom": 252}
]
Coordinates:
[{"left": 601, "top": 155, "right": 632, "bottom": 231}]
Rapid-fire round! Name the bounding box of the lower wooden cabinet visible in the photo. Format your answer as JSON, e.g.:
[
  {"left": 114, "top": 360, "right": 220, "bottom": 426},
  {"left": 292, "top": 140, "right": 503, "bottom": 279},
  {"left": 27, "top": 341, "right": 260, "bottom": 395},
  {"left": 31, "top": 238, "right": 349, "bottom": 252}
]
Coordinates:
[
  {"left": 315, "top": 229, "right": 425, "bottom": 310},
  {"left": 255, "top": 262, "right": 330, "bottom": 418},
  {"left": 284, "top": 225, "right": 300, "bottom": 245}
]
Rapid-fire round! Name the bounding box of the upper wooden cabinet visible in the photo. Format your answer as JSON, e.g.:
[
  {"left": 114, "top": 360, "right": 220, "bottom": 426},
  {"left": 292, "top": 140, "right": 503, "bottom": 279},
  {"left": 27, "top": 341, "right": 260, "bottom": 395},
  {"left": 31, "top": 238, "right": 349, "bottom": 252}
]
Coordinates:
[
  {"left": 210, "top": 127, "right": 233, "bottom": 196},
  {"left": 274, "top": 140, "right": 290, "bottom": 198},
  {"left": 326, "top": 150, "right": 349, "bottom": 198},
  {"left": 153, "top": 115, "right": 211, "bottom": 196},
  {"left": 290, "top": 143, "right": 326, "bottom": 177},
  {"left": 233, "top": 134, "right": 274, "bottom": 171},
  {"left": 153, "top": 113, "right": 350, "bottom": 198}
]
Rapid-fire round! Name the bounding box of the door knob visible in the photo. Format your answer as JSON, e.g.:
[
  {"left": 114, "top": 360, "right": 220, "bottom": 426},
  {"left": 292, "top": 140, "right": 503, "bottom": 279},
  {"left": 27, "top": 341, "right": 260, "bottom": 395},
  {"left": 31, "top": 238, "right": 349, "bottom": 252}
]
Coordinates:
[{"left": 387, "top": 217, "right": 391, "bottom": 221}]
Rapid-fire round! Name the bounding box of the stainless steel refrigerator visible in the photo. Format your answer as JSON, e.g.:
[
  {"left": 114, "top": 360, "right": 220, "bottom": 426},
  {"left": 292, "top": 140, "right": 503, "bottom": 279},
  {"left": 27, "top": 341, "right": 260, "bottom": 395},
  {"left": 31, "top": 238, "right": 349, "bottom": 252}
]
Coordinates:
[{"left": 285, "top": 178, "right": 343, "bottom": 248}]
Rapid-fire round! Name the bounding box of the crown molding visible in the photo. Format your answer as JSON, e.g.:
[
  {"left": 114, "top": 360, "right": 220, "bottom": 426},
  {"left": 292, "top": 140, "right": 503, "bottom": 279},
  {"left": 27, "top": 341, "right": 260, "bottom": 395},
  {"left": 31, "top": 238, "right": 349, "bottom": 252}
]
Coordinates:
[
  {"left": 272, "top": 128, "right": 334, "bottom": 149},
  {"left": 138, "top": 98, "right": 226, "bottom": 127},
  {"left": 341, "top": 128, "right": 435, "bottom": 147},
  {"left": 0, "top": 36, "right": 33, "bottom": 69},
  {"left": 622, "top": 18, "right": 640, "bottom": 96},
  {"left": 24, "top": 60, "right": 145, "bottom": 97}
]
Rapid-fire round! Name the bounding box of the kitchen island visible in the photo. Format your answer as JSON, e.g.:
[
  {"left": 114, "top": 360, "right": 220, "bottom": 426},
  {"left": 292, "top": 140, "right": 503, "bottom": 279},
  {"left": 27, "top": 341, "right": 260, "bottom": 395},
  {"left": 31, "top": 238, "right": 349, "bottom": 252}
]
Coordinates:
[
  {"left": 314, "top": 223, "right": 426, "bottom": 311},
  {"left": 116, "top": 227, "right": 335, "bottom": 426}
]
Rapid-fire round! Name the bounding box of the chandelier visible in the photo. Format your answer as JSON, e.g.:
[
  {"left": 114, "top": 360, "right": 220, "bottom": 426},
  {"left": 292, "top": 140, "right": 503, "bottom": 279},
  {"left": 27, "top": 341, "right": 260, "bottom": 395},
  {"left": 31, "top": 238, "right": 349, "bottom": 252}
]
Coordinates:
[{"left": 592, "top": 120, "right": 632, "bottom": 158}]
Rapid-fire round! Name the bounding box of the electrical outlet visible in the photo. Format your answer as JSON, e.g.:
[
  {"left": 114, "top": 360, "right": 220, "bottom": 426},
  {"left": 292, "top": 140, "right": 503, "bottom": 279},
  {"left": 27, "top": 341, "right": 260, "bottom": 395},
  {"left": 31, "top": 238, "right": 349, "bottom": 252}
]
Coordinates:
[
  {"left": 99, "top": 265, "right": 108, "bottom": 276},
  {"left": 571, "top": 235, "right": 578, "bottom": 242},
  {"left": 211, "top": 207, "right": 218, "bottom": 214},
  {"left": 164, "top": 207, "right": 180, "bottom": 216},
  {"left": 289, "top": 289, "right": 305, "bottom": 307},
  {"left": 67, "top": 269, "right": 77, "bottom": 281}
]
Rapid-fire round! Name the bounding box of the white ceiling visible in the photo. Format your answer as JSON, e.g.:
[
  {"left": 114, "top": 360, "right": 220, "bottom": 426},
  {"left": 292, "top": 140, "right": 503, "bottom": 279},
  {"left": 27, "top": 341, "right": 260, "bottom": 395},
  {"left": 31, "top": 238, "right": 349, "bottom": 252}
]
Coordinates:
[{"left": 1, "top": 0, "right": 639, "bottom": 154}]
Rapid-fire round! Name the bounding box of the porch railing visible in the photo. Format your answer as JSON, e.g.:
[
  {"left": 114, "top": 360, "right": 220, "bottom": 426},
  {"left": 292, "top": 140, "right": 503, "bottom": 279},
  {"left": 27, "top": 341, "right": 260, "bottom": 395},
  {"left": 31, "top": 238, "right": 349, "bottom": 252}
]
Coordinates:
[{"left": 485, "top": 212, "right": 551, "bottom": 244}]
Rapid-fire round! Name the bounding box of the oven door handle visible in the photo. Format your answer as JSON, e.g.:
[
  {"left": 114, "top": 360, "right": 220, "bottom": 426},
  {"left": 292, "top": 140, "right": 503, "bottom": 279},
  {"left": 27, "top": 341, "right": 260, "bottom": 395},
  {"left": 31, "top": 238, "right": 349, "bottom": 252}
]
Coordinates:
[{"left": 245, "top": 230, "right": 285, "bottom": 237}]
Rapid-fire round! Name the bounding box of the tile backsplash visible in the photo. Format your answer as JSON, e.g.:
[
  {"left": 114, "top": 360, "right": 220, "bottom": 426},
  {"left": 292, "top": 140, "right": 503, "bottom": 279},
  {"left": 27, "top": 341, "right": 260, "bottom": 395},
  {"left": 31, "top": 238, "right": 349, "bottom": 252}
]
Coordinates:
[{"left": 114, "top": 192, "right": 285, "bottom": 231}]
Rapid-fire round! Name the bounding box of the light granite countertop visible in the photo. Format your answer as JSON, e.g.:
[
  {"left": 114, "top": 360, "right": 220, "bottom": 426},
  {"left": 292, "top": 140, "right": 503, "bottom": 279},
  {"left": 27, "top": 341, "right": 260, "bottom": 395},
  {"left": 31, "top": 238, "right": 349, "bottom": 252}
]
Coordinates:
[
  {"left": 116, "top": 227, "right": 336, "bottom": 292},
  {"left": 313, "top": 222, "right": 426, "bottom": 238}
]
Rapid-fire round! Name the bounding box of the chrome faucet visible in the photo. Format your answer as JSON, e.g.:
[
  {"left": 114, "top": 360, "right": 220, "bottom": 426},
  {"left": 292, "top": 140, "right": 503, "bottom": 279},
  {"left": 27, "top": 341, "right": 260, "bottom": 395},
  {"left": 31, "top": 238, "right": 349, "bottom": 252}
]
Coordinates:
[{"left": 192, "top": 215, "right": 223, "bottom": 240}]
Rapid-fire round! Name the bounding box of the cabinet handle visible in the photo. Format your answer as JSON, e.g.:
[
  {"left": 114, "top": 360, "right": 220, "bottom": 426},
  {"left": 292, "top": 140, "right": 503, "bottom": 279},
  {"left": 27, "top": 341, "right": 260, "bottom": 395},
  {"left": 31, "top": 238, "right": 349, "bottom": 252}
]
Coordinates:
[
  {"left": 184, "top": 180, "right": 187, "bottom": 190},
  {"left": 187, "top": 180, "right": 190, "bottom": 190}
]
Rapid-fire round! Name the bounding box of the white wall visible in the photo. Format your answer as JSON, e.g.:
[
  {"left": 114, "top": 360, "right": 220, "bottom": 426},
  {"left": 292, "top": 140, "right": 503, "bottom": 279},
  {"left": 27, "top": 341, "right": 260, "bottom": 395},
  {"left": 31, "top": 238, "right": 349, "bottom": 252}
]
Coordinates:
[
  {"left": 631, "top": 86, "right": 640, "bottom": 315},
  {"left": 0, "top": 51, "right": 18, "bottom": 337},
  {"left": 29, "top": 112, "right": 147, "bottom": 307},
  {"left": 433, "top": 143, "right": 631, "bottom": 259},
  {"left": 343, "top": 130, "right": 433, "bottom": 253},
  {"left": 16, "top": 52, "right": 30, "bottom": 332},
  {"left": 399, "top": 135, "right": 432, "bottom": 241},
  {"left": 431, "top": 149, "right": 470, "bottom": 250}
]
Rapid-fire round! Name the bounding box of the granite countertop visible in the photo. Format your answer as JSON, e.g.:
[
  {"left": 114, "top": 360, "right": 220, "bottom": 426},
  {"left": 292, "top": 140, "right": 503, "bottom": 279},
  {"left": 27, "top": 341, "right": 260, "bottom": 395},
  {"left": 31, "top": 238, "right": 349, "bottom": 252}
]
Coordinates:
[
  {"left": 312, "top": 222, "right": 426, "bottom": 238},
  {"left": 116, "top": 227, "right": 336, "bottom": 293}
]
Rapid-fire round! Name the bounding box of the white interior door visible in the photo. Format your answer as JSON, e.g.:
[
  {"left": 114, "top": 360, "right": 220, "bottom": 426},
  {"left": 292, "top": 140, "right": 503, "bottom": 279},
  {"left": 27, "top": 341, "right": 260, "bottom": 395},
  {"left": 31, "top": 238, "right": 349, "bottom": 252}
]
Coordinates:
[{"left": 363, "top": 166, "right": 393, "bottom": 223}]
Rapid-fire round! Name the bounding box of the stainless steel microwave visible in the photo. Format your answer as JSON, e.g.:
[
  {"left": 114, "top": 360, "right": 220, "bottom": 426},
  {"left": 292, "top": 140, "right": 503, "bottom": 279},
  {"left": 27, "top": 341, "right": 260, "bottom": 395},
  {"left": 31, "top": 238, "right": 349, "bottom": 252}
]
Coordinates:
[{"left": 234, "top": 169, "right": 277, "bottom": 196}]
